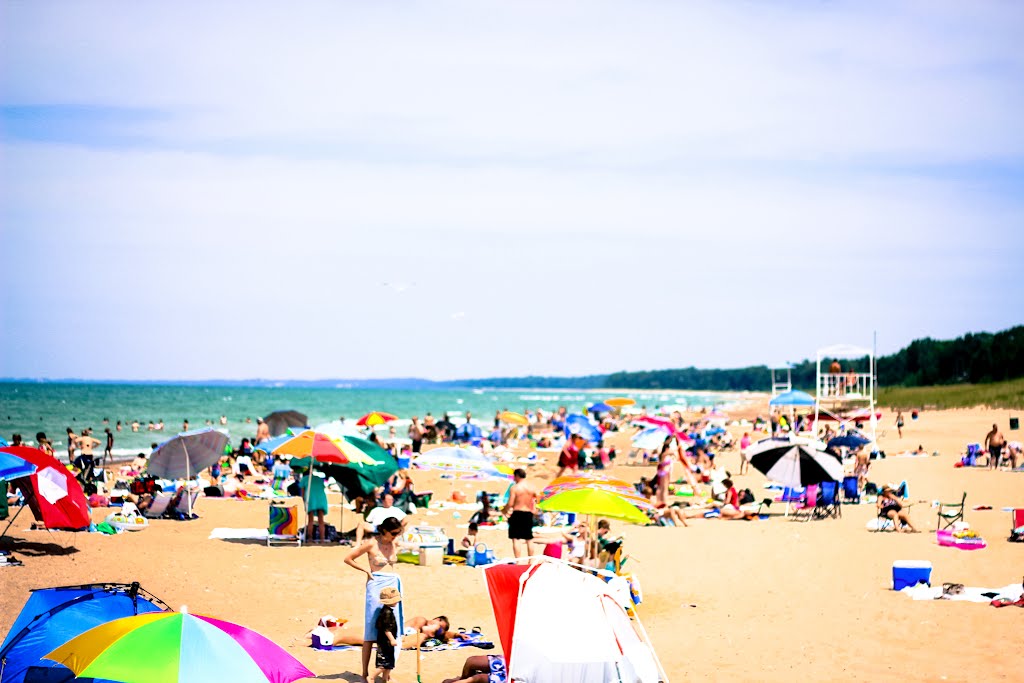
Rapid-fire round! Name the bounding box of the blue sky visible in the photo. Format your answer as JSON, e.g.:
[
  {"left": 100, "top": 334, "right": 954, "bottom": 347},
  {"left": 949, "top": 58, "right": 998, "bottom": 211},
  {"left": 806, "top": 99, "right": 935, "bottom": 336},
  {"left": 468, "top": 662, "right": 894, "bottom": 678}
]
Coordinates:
[{"left": 1, "top": 1, "right": 1022, "bottom": 381}]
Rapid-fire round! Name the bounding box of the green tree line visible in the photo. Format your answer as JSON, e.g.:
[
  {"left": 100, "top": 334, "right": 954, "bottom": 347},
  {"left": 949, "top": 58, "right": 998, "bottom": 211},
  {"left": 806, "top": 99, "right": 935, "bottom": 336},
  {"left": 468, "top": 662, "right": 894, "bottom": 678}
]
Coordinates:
[{"left": 603, "top": 325, "right": 1024, "bottom": 391}]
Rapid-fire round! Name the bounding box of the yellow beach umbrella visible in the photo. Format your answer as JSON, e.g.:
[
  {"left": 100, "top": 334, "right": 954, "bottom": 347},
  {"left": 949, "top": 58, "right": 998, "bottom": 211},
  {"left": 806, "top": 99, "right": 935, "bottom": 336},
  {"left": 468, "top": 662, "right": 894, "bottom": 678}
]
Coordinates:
[{"left": 499, "top": 411, "right": 530, "bottom": 426}]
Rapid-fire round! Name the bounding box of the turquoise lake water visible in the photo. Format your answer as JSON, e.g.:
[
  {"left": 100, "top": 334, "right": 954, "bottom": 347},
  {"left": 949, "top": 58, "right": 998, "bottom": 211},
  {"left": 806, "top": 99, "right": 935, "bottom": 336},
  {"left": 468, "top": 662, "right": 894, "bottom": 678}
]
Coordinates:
[{"left": 0, "top": 382, "right": 733, "bottom": 457}]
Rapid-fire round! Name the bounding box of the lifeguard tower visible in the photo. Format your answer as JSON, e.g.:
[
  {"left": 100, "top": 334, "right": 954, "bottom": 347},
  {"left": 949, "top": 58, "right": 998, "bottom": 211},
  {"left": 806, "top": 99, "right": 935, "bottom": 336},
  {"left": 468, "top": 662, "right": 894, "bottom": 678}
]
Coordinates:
[
  {"left": 813, "top": 344, "right": 877, "bottom": 445},
  {"left": 770, "top": 363, "right": 793, "bottom": 400}
]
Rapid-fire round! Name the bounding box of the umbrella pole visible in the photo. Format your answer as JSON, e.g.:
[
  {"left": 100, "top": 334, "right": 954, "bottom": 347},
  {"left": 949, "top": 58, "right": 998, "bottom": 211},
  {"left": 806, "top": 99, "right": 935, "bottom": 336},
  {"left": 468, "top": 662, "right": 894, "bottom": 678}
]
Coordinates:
[
  {"left": 183, "top": 442, "right": 193, "bottom": 518},
  {"left": 0, "top": 504, "right": 26, "bottom": 541},
  {"left": 416, "top": 635, "right": 422, "bottom": 683},
  {"left": 304, "top": 467, "right": 313, "bottom": 543}
]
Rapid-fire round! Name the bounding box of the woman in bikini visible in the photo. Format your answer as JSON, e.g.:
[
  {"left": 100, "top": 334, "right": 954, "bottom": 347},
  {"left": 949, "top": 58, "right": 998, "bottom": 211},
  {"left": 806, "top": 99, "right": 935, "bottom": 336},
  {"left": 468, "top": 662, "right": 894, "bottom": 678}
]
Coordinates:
[{"left": 344, "top": 516, "right": 405, "bottom": 683}]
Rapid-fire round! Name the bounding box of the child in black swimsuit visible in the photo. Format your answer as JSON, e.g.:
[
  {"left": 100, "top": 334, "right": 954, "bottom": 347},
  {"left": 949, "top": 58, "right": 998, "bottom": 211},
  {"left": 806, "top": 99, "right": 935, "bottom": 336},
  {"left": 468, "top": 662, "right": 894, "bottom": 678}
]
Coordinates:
[{"left": 375, "top": 587, "right": 401, "bottom": 681}]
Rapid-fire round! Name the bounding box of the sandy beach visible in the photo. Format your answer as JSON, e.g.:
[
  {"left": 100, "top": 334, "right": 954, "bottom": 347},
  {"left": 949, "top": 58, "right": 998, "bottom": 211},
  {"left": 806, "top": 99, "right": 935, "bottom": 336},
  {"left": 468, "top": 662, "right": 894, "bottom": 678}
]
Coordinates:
[{"left": 2, "top": 404, "right": 1022, "bottom": 682}]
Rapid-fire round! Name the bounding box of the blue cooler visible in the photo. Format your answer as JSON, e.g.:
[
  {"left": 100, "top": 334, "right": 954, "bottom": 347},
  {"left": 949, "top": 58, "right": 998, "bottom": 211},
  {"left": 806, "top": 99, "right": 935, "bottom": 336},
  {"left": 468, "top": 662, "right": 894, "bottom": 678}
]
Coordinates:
[
  {"left": 397, "top": 455, "right": 411, "bottom": 469},
  {"left": 892, "top": 560, "right": 932, "bottom": 590}
]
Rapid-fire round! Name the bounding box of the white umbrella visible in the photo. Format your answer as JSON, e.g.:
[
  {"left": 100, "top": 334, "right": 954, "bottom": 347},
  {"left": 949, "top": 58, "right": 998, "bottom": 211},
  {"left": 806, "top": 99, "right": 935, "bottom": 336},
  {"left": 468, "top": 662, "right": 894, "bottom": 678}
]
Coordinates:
[{"left": 747, "top": 437, "right": 842, "bottom": 488}]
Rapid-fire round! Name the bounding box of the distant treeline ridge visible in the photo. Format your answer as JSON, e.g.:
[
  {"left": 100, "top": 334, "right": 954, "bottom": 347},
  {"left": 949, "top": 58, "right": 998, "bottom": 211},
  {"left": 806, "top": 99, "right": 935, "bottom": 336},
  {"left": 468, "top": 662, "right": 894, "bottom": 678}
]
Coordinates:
[{"left": 455, "top": 326, "right": 1024, "bottom": 392}]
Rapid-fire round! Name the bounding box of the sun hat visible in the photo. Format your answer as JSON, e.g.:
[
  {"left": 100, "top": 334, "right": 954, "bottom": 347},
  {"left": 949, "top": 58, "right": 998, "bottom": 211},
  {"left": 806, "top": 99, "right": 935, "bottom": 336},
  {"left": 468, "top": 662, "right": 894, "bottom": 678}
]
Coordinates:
[{"left": 379, "top": 586, "right": 402, "bottom": 606}]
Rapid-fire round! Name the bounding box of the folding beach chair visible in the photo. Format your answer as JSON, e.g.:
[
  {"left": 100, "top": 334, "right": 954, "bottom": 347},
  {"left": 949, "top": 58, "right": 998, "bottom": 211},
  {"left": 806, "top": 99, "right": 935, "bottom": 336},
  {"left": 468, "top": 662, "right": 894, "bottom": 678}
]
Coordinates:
[
  {"left": 1008, "top": 509, "right": 1024, "bottom": 543},
  {"left": 936, "top": 492, "right": 966, "bottom": 530},
  {"left": 142, "top": 491, "right": 174, "bottom": 519},
  {"left": 791, "top": 485, "right": 818, "bottom": 522},
  {"left": 813, "top": 481, "right": 841, "bottom": 520},
  {"left": 268, "top": 501, "right": 302, "bottom": 547},
  {"left": 841, "top": 476, "right": 861, "bottom": 504},
  {"left": 171, "top": 490, "right": 201, "bottom": 520}
]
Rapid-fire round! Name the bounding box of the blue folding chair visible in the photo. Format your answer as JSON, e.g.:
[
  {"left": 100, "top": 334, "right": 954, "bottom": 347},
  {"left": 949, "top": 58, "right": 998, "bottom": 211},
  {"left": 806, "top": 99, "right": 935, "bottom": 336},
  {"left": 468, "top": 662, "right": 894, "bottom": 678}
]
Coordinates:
[
  {"left": 813, "top": 481, "right": 841, "bottom": 519},
  {"left": 842, "top": 476, "right": 860, "bottom": 504}
]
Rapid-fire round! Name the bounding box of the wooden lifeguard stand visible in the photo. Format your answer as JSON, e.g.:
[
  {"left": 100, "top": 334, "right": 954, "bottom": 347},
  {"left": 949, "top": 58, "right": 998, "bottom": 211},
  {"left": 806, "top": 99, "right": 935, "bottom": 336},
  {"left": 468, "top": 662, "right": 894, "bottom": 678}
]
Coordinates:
[{"left": 813, "top": 344, "right": 877, "bottom": 446}]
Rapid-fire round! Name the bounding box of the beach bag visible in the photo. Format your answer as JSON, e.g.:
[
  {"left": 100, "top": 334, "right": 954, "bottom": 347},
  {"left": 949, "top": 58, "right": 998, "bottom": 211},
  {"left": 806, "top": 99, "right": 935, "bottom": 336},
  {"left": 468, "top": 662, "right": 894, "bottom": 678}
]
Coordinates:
[{"left": 471, "top": 543, "right": 495, "bottom": 567}]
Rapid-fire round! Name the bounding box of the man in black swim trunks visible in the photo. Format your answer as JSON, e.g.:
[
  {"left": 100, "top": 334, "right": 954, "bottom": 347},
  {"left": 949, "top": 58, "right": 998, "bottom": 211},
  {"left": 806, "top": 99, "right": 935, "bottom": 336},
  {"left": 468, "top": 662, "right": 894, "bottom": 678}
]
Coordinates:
[{"left": 503, "top": 468, "right": 538, "bottom": 559}]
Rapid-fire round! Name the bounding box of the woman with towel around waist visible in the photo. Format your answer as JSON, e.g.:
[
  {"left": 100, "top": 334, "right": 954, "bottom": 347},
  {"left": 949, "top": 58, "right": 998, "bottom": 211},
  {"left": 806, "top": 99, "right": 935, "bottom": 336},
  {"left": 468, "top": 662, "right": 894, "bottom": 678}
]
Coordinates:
[{"left": 344, "top": 516, "right": 406, "bottom": 683}]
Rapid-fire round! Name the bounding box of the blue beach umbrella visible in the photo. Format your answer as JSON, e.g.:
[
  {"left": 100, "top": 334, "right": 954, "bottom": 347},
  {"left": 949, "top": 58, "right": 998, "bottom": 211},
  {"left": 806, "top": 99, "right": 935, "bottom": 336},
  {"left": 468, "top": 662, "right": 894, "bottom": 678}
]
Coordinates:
[
  {"left": 253, "top": 432, "right": 294, "bottom": 454},
  {"left": 589, "top": 402, "right": 614, "bottom": 414},
  {"left": 455, "top": 423, "right": 482, "bottom": 443},
  {"left": 769, "top": 390, "right": 816, "bottom": 407},
  {"left": 564, "top": 414, "right": 601, "bottom": 444},
  {"left": 0, "top": 449, "right": 37, "bottom": 482},
  {"left": 827, "top": 433, "right": 871, "bottom": 450}
]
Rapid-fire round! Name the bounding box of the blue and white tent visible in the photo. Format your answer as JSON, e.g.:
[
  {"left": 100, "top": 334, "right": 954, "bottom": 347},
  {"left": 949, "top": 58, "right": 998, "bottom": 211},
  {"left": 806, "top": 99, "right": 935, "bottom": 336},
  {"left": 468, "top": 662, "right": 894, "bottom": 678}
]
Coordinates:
[{"left": 0, "top": 583, "right": 167, "bottom": 683}]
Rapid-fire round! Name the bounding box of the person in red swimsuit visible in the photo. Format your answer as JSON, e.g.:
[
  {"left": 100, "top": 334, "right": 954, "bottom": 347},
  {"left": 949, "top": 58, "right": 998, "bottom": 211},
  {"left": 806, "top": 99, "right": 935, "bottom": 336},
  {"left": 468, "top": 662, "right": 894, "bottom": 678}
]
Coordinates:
[
  {"left": 718, "top": 479, "right": 745, "bottom": 520},
  {"left": 555, "top": 434, "right": 584, "bottom": 479}
]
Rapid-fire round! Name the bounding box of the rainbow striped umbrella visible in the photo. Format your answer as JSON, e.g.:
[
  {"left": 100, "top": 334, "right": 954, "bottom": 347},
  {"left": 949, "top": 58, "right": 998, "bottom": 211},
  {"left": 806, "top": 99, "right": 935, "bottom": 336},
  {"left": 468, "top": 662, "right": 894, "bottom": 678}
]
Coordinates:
[
  {"left": 269, "top": 429, "right": 377, "bottom": 466},
  {"left": 44, "top": 611, "right": 314, "bottom": 683}
]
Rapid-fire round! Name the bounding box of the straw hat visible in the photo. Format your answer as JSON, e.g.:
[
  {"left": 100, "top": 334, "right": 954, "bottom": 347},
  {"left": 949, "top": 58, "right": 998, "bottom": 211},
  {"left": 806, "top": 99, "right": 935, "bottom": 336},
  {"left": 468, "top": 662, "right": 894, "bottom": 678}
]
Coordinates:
[{"left": 379, "top": 587, "right": 402, "bottom": 606}]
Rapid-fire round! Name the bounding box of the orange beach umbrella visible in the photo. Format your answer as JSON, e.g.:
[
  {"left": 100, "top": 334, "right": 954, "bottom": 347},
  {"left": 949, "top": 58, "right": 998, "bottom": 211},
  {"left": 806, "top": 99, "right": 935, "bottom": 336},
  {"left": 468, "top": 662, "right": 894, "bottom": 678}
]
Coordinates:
[{"left": 605, "top": 397, "right": 635, "bottom": 408}]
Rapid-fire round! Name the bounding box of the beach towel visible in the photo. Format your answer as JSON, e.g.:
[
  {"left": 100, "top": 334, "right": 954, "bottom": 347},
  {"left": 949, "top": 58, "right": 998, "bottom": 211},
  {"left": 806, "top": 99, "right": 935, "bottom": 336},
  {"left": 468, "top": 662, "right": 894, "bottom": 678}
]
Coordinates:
[
  {"left": 312, "top": 629, "right": 495, "bottom": 653},
  {"left": 901, "top": 583, "right": 1023, "bottom": 603},
  {"left": 209, "top": 527, "right": 268, "bottom": 540},
  {"left": 365, "top": 573, "right": 405, "bottom": 666}
]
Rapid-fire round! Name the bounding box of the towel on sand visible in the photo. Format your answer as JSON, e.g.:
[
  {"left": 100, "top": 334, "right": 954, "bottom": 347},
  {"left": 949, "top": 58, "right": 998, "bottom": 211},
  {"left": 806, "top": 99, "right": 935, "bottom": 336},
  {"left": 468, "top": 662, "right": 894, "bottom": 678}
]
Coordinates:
[{"left": 901, "top": 583, "right": 1023, "bottom": 602}]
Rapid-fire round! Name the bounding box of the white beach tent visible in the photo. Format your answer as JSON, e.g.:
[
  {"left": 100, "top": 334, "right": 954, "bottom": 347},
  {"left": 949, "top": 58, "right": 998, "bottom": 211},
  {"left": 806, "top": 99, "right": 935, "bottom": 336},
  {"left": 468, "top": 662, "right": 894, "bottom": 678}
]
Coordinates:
[{"left": 483, "top": 558, "right": 664, "bottom": 682}]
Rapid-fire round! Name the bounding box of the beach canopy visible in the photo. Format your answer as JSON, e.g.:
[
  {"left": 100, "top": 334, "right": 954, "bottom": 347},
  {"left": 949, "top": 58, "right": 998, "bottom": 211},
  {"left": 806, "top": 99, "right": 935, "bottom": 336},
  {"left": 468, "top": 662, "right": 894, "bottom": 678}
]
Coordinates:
[
  {"left": 44, "top": 611, "right": 315, "bottom": 683},
  {"left": 769, "top": 390, "right": 816, "bottom": 407},
  {"left": 263, "top": 410, "right": 308, "bottom": 437},
  {"left": 483, "top": 559, "right": 660, "bottom": 682},
  {"left": 148, "top": 428, "right": 229, "bottom": 481},
  {"left": 747, "top": 437, "right": 843, "bottom": 487},
  {"left": 0, "top": 582, "right": 168, "bottom": 683},
  {"left": 0, "top": 449, "right": 37, "bottom": 482},
  {"left": 2, "top": 446, "right": 90, "bottom": 530}
]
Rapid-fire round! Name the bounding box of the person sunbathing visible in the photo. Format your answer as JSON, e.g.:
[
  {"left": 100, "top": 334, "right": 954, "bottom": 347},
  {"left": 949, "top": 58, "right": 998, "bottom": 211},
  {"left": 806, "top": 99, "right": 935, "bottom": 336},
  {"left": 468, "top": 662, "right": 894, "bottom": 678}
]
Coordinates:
[
  {"left": 442, "top": 654, "right": 507, "bottom": 683},
  {"left": 314, "top": 615, "right": 463, "bottom": 648},
  {"left": 877, "top": 486, "right": 918, "bottom": 532},
  {"left": 717, "top": 479, "right": 746, "bottom": 520}
]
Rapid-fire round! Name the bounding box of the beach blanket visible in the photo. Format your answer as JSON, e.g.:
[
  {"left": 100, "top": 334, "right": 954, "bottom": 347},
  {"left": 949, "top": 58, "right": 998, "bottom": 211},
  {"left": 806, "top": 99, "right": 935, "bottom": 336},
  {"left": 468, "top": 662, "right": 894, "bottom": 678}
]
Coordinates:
[
  {"left": 901, "top": 583, "right": 1023, "bottom": 603},
  {"left": 365, "top": 573, "right": 405, "bottom": 666},
  {"left": 313, "top": 630, "right": 494, "bottom": 653}
]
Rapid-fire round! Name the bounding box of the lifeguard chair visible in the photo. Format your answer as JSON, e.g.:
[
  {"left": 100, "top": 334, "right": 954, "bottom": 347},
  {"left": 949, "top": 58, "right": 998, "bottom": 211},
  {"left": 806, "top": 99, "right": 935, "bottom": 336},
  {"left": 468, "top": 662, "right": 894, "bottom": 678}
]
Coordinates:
[{"left": 813, "top": 343, "right": 877, "bottom": 446}]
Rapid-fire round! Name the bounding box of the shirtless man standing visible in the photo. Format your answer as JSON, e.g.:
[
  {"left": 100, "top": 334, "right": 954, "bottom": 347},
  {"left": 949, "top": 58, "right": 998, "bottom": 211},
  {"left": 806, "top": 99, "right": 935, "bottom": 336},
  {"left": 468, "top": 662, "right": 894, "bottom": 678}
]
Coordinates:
[
  {"left": 255, "top": 418, "right": 270, "bottom": 444},
  {"left": 985, "top": 424, "right": 1006, "bottom": 469},
  {"left": 503, "top": 468, "right": 538, "bottom": 559}
]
